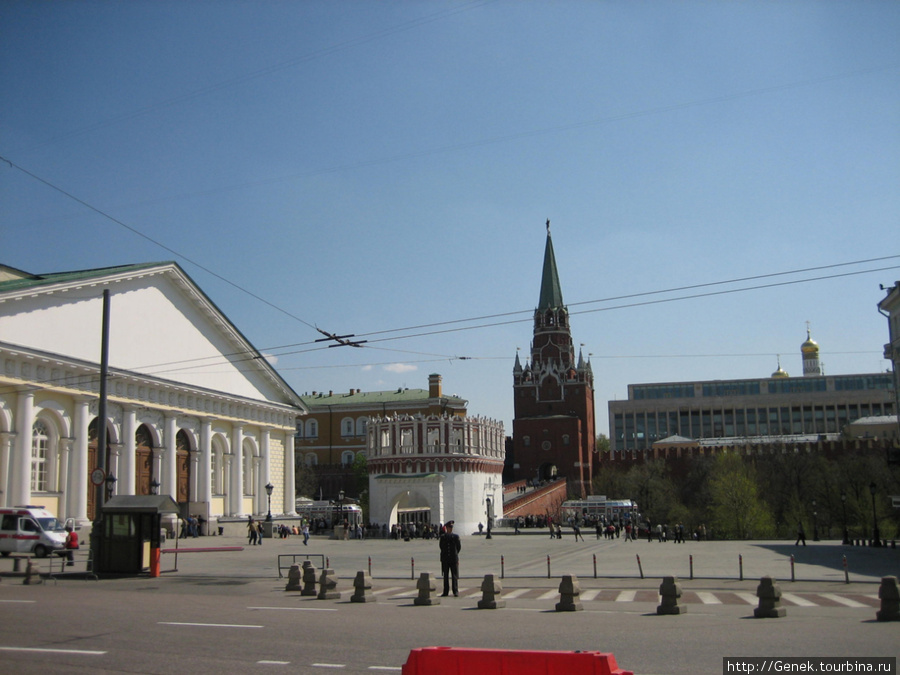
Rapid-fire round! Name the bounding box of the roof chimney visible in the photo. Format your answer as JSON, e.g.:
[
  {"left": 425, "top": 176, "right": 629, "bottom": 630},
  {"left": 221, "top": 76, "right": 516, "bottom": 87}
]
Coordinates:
[{"left": 429, "top": 373, "right": 442, "bottom": 399}]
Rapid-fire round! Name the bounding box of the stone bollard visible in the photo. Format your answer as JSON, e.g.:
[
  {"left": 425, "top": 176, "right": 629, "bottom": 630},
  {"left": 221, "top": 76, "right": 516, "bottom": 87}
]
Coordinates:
[
  {"left": 285, "top": 563, "right": 303, "bottom": 591},
  {"left": 301, "top": 561, "right": 318, "bottom": 596},
  {"left": 317, "top": 568, "right": 341, "bottom": 600},
  {"left": 413, "top": 572, "right": 441, "bottom": 606},
  {"left": 657, "top": 575, "right": 687, "bottom": 615},
  {"left": 351, "top": 571, "right": 376, "bottom": 603},
  {"left": 555, "top": 574, "right": 583, "bottom": 612},
  {"left": 24, "top": 560, "right": 42, "bottom": 586},
  {"left": 754, "top": 576, "right": 786, "bottom": 618},
  {"left": 876, "top": 576, "right": 900, "bottom": 621},
  {"left": 477, "top": 574, "right": 505, "bottom": 609}
]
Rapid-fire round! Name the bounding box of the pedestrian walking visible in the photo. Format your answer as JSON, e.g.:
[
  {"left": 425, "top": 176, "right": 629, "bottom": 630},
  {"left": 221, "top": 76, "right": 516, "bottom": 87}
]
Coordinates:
[
  {"left": 795, "top": 523, "right": 806, "bottom": 546},
  {"left": 248, "top": 517, "right": 258, "bottom": 546}
]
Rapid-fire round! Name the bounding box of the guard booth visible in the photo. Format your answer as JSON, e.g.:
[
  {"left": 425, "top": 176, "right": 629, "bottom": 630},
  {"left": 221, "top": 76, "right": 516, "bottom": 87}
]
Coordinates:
[{"left": 96, "top": 495, "right": 179, "bottom": 574}]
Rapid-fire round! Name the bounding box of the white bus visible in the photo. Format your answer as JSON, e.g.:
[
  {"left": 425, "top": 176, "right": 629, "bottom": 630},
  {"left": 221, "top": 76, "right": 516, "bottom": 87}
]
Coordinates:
[
  {"left": 295, "top": 500, "right": 363, "bottom": 529},
  {"left": 561, "top": 496, "right": 638, "bottom": 524}
]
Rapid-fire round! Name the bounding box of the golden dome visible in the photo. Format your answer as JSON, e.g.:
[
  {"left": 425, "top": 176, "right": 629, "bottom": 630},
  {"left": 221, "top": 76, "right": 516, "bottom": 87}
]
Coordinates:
[
  {"left": 771, "top": 356, "right": 789, "bottom": 378},
  {"left": 801, "top": 327, "right": 818, "bottom": 354}
]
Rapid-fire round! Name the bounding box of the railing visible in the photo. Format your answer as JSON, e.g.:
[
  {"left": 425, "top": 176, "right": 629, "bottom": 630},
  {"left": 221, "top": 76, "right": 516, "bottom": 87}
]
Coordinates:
[{"left": 276, "top": 553, "right": 325, "bottom": 578}]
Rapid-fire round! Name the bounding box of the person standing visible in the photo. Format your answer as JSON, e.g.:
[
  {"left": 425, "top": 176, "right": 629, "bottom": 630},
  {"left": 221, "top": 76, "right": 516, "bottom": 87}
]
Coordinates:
[
  {"left": 248, "top": 517, "right": 257, "bottom": 546},
  {"left": 64, "top": 525, "right": 78, "bottom": 566},
  {"left": 301, "top": 521, "right": 310, "bottom": 546},
  {"left": 438, "top": 520, "right": 461, "bottom": 597}
]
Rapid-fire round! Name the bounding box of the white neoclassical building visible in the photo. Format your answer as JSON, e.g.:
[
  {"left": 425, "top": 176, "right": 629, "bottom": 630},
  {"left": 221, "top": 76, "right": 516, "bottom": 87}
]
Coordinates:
[
  {"left": 0, "top": 262, "right": 305, "bottom": 526},
  {"left": 366, "top": 413, "right": 505, "bottom": 535}
]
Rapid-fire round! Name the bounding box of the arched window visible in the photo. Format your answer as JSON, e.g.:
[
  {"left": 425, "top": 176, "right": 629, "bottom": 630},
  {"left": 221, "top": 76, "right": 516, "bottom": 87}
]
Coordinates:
[
  {"left": 306, "top": 420, "right": 318, "bottom": 439},
  {"left": 341, "top": 450, "right": 355, "bottom": 466},
  {"left": 211, "top": 437, "right": 226, "bottom": 496},
  {"left": 295, "top": 422, "right": 304, "bottom": 439},
  {"left": 243, "top": 440, "right": 255, "bottom": 496},
  {"left": 31, "top": 419, "right": 50, "bottom": 492},
  {"left": 342, "top": 417, "right": 355, "bottom": 437},
  {"left": 355, "top": 417, "right": 368, "bottom": 436}
]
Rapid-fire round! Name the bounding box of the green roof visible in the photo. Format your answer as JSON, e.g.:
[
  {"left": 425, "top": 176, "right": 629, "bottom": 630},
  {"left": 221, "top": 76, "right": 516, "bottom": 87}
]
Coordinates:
[
  {"left": 300, "top": 388, "right": 466, "bottom": 408},
  {"left": 0, "top": 262, "right": 171, "bottom": 294}
]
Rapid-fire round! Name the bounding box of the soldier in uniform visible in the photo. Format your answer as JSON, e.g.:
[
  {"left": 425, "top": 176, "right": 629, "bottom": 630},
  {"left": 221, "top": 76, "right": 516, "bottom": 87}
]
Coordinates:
[{"left": 439, "top": 521, "right": 461, "bottom": 597}]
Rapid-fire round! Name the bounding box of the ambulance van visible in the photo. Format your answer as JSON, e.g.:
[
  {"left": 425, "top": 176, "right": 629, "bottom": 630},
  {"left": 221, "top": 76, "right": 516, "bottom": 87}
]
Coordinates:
[{"left": 0, "top": 506, "right": 67, "bottom": 558}]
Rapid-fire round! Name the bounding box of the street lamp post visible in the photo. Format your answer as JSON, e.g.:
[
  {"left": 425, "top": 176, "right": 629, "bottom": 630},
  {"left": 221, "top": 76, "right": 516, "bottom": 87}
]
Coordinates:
[
  {"left": 265, "top": 482, "right": 274, "bottom": 522},
  {"left": 812, "top": 499, "right": 819, "bottom": 542},
  {"left": 150, "top": 479, "right": 160, "bottom": 495},
  {"left": 485, "top": 497, "right": 493, "bottom": 540},
  {"left": 841, "top": 492, "right": 849, "bottom": 545},
  {"left": 105, "top": 474, "right": 117, "bottom": 501},
  {"left": 869, "top": 482, "right": 881, "bottom": 547}
]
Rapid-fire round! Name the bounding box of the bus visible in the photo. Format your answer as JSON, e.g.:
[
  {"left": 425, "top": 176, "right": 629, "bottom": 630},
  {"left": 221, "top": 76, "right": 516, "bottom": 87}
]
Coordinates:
[
  {"left": 295, "top": 500, "right": 363, "bottom": 529},
  {"left": 561, "top": 496, "right": 639, "bottom": 525}
]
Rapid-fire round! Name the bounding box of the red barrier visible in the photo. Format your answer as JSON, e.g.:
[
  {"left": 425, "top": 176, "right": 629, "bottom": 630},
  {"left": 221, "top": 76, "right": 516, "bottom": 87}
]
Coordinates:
[
  {"left": 402, "top": 647, "right": 633, "bottom": 675},
  {"left": 149, "top": 548, "right": 161, "bottom": 578}
]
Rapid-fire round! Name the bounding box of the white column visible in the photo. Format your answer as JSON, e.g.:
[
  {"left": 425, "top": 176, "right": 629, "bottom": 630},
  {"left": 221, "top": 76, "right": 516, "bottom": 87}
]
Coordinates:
[
  {"left": 11, "top": 391, "right": 35, "bottom": 506},
  {"left": 253, "top": 455, "right": 264, "bottom": 515},
  {"left": 230, "top": 424, "right": 244, "bottom": 515},
  {"left": 283, "top": 429, "right": 296, "bottom": 515},
  {"left": 199, "top": 419, "right": 212, "bottom": 504},
  {"left": 70, "top": 398, "right": 90, "bottom": 524},
  {"left": 261, "top": 428, "right": 271, "bottom": 515},
  {"left": 119, "top": 407, "right": 136, "bottom": 495},
  {"left": 163, "top": 415, "right": 177, "bottom": 499},
  {"left": 56, "top": 438, "right": 72, "bottom": 520},
  {"left": 0, "top": 431, "right": 14, "bottom": 507}
]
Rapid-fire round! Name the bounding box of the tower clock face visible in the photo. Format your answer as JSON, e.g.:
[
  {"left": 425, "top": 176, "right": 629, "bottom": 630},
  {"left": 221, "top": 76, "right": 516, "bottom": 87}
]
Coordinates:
[{"left": 541, "top": 441, "right": 551, "bottom": 451}]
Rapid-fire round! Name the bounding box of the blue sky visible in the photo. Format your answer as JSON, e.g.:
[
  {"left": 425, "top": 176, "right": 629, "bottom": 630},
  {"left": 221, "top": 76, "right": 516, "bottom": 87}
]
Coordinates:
[{"left": 2, "top": 1, "right": 898, "bottom": 435}]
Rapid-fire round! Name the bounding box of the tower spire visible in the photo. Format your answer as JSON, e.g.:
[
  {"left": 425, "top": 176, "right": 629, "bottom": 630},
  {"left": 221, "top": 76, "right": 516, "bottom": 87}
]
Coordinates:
[{"left": 537, "top": 221, "right": 564, "bottom": 311}]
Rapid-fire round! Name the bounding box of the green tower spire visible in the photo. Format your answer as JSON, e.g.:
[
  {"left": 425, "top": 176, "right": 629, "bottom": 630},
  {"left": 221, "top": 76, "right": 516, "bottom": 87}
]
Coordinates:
[{"left": 537, "top": 219, "right": 564, "bottom": 311}]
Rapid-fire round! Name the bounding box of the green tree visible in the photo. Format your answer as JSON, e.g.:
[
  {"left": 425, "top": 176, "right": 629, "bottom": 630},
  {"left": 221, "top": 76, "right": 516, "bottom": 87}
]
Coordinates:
[
  {"left": 294, "top": 460, "right": 319, "bottom": 501},
  {"left": 708, "top": 453, "right": 774, "bottom": 539}
]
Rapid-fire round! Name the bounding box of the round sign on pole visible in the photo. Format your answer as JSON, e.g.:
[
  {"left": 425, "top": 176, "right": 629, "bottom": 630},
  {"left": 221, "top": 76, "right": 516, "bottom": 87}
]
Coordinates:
[{"left": 90, "top": 467, "right": 106, "bottom": 487}]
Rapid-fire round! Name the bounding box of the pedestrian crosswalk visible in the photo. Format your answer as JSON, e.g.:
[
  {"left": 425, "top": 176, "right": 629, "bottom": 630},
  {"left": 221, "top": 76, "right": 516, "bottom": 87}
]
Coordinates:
[{"left": 372, "top": 585, "right": 880, "bottom": 608}]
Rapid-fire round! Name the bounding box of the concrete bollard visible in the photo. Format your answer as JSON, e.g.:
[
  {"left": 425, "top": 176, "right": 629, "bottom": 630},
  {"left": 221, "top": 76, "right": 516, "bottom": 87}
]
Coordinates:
[
  {"left": 477, "top": 574, "right": 505, "bottom": 609},
  {"left": 23, "top": 560, "right": 42, "bottom": 585},
  {"left": 555, "top": 574, "right": 583, "bottom": 612},
  {"left": 301, "top": 561, "right": 318, "bottom": 596},
  {"left": 657, "top": 576, "right": 687, "bottom": 615},
  {"left": 876, "top": 576, "right": 900, "bottom": 622},
  {"left": 754, "top": 576, "right": 786, "bottom": 618},
  {"left": 413, "top": 572, "right": 441, "bottom": 606},
  {"left": 317, "top": 568, "right": 341, "bottom": 600},
  {"left": 285, "top": 563, "right": 303, "bottom": 591},
  {"left": 351, "top": 571, "right": 376, "bottom": 603}
]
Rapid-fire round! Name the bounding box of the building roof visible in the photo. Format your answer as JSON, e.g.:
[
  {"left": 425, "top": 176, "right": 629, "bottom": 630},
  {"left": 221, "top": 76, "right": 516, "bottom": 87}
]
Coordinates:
[
  {"left": 300, "top": 388, "right": 466, "bottom": 409},
  {"left": 0, "top": 262, "right": 166, "bottom": 293},
  {"left": 0, "top": 261, "right": 306, "bottom": 411}
]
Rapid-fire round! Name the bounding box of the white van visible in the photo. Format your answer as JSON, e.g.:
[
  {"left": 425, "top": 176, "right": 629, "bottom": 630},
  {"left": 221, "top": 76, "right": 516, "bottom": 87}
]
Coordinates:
[{"left": 0, "top": 506, "right": 68, "bottom": 558}]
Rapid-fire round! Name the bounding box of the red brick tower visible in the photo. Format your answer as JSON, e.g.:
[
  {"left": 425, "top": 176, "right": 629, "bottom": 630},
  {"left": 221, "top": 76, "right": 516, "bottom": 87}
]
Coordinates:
[{"left": 512, "top": 222, "right": 595, "bottom": 497}]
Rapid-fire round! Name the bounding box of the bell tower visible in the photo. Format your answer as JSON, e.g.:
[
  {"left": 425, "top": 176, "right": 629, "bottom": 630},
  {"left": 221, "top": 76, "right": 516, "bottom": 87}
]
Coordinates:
[{"left": 511, "top": 221, "right": 595, "bottom": 497}]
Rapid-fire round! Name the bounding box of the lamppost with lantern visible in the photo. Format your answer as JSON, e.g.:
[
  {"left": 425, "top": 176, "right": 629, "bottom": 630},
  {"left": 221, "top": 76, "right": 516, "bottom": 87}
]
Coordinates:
[
  {"left": 265, "top": 482, "right": 274, "bottom": 522},
  {"left": 105, "top": 474, "right": 117, "bottom": 501},
  {"left": 150, "top": 479, "right": 160, "bottom": 495},
  {"left": 841, "top": 492, "right": 849, "bottom": 545},
  {"left": 869, "top": 482, "right": 881, "bottom": 547}
]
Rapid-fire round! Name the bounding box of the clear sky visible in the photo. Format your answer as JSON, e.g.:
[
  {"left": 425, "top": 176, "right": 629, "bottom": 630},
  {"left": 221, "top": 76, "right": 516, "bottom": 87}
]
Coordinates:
[{"left": 2, "top": 1, "right": 898, "bottom": 436}]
